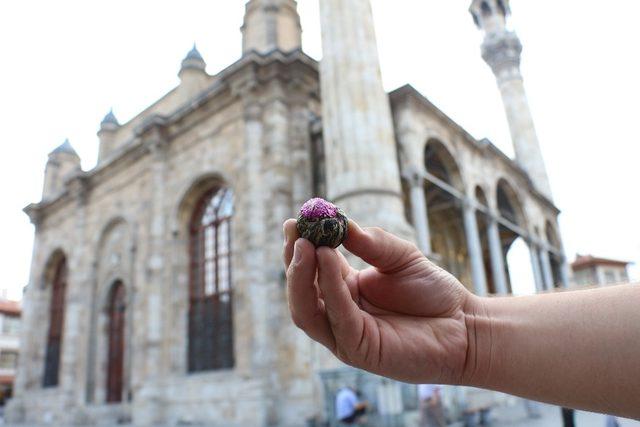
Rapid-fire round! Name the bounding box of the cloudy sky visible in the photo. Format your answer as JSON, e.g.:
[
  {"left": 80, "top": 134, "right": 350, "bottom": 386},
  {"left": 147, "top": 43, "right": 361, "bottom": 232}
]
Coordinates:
[{"left": 1, "top": 1, "right": 638, "bottom": 300}]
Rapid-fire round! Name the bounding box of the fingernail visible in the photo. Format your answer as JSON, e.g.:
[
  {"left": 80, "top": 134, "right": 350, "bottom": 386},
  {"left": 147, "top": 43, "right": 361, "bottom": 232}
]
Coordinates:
[
  {"left": 293, "top": 239, "right": 302, "bottom": 263},
  {"left": 283, "top": 223, "right": 288, "bottom": 245}
]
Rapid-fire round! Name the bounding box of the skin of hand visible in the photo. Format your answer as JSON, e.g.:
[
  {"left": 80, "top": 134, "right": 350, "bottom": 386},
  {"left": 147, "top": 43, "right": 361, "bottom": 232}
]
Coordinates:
[
  {"left": 284, "top": 219, "right": 640, "bottom": 419},
  {"left": 282, "top": 218, "right": 484, "bottom": 385}
]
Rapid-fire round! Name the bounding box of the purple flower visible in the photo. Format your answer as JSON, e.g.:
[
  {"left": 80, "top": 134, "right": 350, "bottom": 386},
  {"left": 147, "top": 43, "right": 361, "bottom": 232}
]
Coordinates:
[
  {"left": 299, "top": 197, "right": 338, "bottom": 220},
  {"left": 297, "top": 198, "right": 348, "bottom": 248}
]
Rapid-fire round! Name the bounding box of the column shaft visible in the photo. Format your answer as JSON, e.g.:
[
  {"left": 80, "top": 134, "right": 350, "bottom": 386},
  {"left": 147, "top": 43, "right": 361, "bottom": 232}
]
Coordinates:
[
  {"left": 146, "top": 140, "right": 167, "bottom": 373},
  {"left": 560, "top": 257, "right": 571, "bottom": 287},
  {"left": 409, "top": 183, "right": 431, "bottom": 255},
  {"left": 487, "top": 217, "right": 508, "bottom": 294},
  {"left": 61, "top": 182, "right": 89, "bottom": 404},
  {"left": 319, "top": 0, "right": 411, "bottom": 238},
  {"left": 463, "top": 202, "right": 488, "bottom": 296},
  {"left": 539, "top": 248, "right": 554, "bottom": 290},
  {"left": 528, "top": 243, "right": 544, "bottom": 293}
]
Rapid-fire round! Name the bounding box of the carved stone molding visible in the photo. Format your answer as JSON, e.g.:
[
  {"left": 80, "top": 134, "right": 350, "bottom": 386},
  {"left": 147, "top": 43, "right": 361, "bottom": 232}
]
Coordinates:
[{"left": 481, "top": 31, "right": 523, "bottom": 77}]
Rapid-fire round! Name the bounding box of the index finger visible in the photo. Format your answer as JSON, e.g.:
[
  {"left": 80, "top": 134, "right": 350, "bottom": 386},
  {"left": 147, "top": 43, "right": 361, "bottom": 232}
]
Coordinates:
[{"left": 282, "top": 218, "right": 299, "bottom": 269}]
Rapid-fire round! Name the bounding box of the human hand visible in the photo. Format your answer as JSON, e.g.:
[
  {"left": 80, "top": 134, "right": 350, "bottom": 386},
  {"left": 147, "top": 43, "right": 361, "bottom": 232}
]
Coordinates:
[{"left": 283, "top": 218, "right": 483, "bottom": 385}]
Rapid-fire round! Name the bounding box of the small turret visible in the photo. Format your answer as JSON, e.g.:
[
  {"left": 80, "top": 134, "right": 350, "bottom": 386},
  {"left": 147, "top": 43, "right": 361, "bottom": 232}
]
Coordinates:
[
  {"left": 241, "top": 0, "right": 302, "bottom": 55},
  {"left": 178, "top": 44, "right": 209, "bottom": 91},
  {"left": 42, "top": 139, "right": 81, "bottom": 200},
  {"left": 97, "top": 109, "right": 120, "bottom": 163}
]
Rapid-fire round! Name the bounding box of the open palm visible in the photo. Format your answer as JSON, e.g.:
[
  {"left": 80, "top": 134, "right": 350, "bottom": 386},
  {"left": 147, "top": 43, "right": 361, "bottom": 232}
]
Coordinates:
[{"left": 283, "top": 219, "right": 479, "bottom": 385}]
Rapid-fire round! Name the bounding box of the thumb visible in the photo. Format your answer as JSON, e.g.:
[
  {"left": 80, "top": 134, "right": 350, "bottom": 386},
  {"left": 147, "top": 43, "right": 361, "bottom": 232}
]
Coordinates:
[{"left": 343, "top": 220, "right": 422, "bottom": 273}]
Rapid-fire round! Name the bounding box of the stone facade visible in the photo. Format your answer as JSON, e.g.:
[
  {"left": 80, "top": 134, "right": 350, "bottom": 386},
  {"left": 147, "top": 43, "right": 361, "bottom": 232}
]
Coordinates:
[{"left": 9, "top": 1, "right": 570, "bottom": 425}]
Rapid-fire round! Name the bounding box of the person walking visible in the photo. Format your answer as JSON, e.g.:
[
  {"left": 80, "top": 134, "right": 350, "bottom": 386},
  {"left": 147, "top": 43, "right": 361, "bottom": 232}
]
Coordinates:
[
  {"left": 418, "top": 384, "right": 446, "bottom": 427},
  {"left": 561, "top": 407, "right": 575, "bottom": 427},
  {"left": 605, "top": 415, "right": 620, "bottom": 427},
  {"left": 335, "top": 386, "right": 368, "bottom": 425}
]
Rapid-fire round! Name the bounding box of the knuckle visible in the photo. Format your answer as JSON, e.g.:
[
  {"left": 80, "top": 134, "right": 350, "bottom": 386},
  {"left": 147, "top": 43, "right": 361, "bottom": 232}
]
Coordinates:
[
  {"left": 335, "top": 346, "right": 353, "bottom": 365},
  {"left": 290, "top": 313, "right": 306, "bottom": 330},
  {"left": 368, "top": 226, "right": 386, "bottom": 237}
]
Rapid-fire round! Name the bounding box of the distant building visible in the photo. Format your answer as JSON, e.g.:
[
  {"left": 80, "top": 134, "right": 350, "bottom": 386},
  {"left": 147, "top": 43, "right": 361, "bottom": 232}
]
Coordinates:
[
  {"left": 571, "top": 255, "right": 630, "bottom": 286},
  {"left": 0, "top": 299, "right": 20, "bottom": 407}
]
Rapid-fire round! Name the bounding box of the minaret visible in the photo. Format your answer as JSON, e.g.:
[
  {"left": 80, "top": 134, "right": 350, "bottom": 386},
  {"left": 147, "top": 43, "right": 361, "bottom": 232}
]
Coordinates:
[
  {"left": 241, "top": 0, "right": 301, "bottom": 55},
  {"left": 42, "top": 139, "right": 81, "bottom": 200},
  {"left": 319, "top": 0, "right": 413, "bottom": 238},
  {"left": 470, "top": 0, "right": 553, "bottom": 199},
  {"left": 97, "top": 109, "right": 120, "bottom": 163}
]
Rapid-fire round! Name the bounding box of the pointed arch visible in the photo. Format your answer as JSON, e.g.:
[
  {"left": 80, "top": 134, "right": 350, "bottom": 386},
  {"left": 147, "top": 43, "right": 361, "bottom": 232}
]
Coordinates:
[
  {"left": 496, "top": 178, "right": 526, "bottom": 227},
  {"left": 43, "top": 250, "right": 68, "bottom": 388},
  {"left": 424, "top": 138, "right": 464, "bottom": 192},
  {"left": 176, "top": 173, "right": 230, "bottom": 237}
]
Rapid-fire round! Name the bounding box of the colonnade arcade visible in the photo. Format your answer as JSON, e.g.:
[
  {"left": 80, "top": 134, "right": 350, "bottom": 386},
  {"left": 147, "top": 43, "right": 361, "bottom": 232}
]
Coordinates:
[{"left": 405, "top": 138, "right": 568, "bottom": 296}]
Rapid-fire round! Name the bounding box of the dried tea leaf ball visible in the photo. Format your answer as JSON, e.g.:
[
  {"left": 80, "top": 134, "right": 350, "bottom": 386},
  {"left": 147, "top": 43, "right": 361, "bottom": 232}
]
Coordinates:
[{"left": 296, "top": 198, "right": 348, "bottom": 248}]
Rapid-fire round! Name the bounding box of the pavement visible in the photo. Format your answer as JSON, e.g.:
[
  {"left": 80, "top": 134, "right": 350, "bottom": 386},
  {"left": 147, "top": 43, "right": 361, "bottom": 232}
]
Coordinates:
[
  {"left": 485, "top": 402, "right": 640, "bottom": 427},
  {"left": 1, "top": 402, "right": 638, "bottom": 426}
]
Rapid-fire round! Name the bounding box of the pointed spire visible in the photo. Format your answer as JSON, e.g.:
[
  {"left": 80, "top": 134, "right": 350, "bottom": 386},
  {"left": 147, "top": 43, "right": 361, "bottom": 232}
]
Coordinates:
[
  {"left": 180, "top": 43, "right": 206, "bottom": 73},
  {"left": 101, "top": 108, "right": 120, "bottom": 127},
  {"left": 51, "top": 138, "right": 79, "bottom": 157}
]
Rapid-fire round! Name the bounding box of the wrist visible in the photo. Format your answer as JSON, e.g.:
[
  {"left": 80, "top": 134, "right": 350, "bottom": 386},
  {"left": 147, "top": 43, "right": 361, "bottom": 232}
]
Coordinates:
[{"left": 461, "top": 293, "right": 495, "bottom": 387}]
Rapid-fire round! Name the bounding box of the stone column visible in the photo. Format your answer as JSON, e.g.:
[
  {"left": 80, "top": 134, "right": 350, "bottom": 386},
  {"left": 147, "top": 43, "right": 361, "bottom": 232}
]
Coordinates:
[
  {"left": 539, "top": 247, "right": 554, "bottom": 290},
  {"left": 462, "top": 199, "right": 488, "bottom": 296},
  {"left": 14, "top": 219, "right": 41, "bottom": 395},
  {"left": 135, "top": 125, "right": 169, "bottom": 425},
  {"left": 243, "top": 101, "right": 270, "bottom": 368},
  {"left": 406, "top": 170, "right": 431, "bottom": 255},
  {"left": 60, "top": 176, "right": 89, "bottom": 409},
  {"left": 147, "top": 132, "right": 168, "bottom": 372},
  {"left": 528, "top": 241, "right": 544, "bottom": 293},
  {"left": 559, "top": 256, "right": 571, "bottom": 287},
  {"left": 319, "top": 0, "right": 413, "bottom": 239},
  {"left": 487, "top": 216, "right": 508, "bottom": 294},
  {"left": 6, "top": 215, "right": 43, "bottom": 422},
  {"left": 235, "top": 93, "right": 277, "bottom": 422}
]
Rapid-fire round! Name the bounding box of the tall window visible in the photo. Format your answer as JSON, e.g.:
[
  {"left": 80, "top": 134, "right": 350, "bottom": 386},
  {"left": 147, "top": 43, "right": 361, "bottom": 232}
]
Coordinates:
[
  {"left": 43, "top": 256, "right": 67, "bottom": 387},
  {"left": 106, "top": 281, "right": 126, "bottom": 403},
  {"left": 188, "top": 187, "right": 234, "bottom": 372}
]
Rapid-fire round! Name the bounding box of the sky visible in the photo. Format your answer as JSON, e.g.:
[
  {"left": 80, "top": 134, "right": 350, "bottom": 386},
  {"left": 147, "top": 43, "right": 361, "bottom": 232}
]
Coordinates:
[{"left": 0, "top": 1, "right": 638, "bottom": 300}]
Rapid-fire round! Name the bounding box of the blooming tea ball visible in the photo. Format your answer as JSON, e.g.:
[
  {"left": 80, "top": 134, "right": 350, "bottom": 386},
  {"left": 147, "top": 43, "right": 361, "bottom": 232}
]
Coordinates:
[{"left": 296, "top": 198, "right": 348, "bottom": 248}]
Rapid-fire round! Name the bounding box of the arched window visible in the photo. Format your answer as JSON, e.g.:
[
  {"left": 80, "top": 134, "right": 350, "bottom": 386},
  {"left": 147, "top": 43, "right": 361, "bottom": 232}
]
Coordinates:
[
  {"left": 43, "top": 255, "right": 67, "bottom": 387},
  {"left": 188, "top": 187, "right": 234, "bottom": 372},
  {"left": 106, "top": 280, "right": 126, "bottom": 403}
]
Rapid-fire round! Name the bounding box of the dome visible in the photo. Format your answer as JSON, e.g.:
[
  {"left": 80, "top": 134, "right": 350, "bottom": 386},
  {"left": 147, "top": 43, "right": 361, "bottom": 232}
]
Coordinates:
[
  {"left": 51, "top": 138, "right": 79, "bottom": 157},
  {"left": 101, "top": 108, "right": 120, "bottom": 127},
  {"left": 180, "top": 43, "right": 206, "bottom": 73}
]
